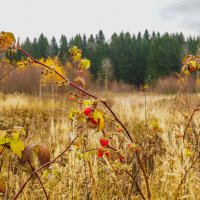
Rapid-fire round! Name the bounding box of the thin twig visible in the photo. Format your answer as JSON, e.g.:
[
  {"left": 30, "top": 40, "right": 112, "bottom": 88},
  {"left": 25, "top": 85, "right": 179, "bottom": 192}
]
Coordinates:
[
  {"left": 0, "top": 66, "right": 16, "bottom": 82},
  {"left": 125, "top": 170, "right": 146, "bottom": 200},
  {"left": 135, "top": 151, "right": 151, "bottom": 199},
  {"left": 28, "top": 160, "right": 49, "bottom": 200},
  {"left": 183, "top": 104, "right": 200, "bottom": 141}
]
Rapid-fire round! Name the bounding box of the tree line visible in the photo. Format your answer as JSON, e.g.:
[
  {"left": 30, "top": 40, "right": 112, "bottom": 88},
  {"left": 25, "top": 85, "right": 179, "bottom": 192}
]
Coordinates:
[{"left": 9, "top": 30, "right": 200, "bottom": 87}]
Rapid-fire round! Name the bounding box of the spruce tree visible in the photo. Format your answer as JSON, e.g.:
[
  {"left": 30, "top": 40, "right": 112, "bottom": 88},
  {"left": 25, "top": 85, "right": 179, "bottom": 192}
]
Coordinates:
[
  {"left": 37, "top": 33, "right": 50, "bottom": 59},
  {"left": 59, "top": 35, "right": 68, "bottom": 64},
  {"left": 50, "top": 36, "right": 59, "bottom": 57}
]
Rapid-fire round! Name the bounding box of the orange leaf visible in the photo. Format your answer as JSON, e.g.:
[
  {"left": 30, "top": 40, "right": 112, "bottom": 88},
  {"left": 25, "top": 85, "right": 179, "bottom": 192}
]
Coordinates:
[{"left": 0, "top": 31, "right": 16, "bottom": 53}]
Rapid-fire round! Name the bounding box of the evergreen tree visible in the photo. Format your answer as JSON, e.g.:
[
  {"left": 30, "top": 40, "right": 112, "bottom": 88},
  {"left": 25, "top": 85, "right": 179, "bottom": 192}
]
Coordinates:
[
  {"left": 186, "top": 36, "right": 199, "bottom": 55},
  {"left": 59, "top": 35, "right": 68, "bottom": 64},
  {"left": 94, "top": 30, "right": 108, "bottom": 79},
  {"left": 69, "top": 34, "right": 83, "bottom": 49},
  {"left": 50, "top": 36, "right": 59, "bottom": 57},
  {"left": 86, "top": 34, "right": 97, "bottom": 78},
  {"left": 140, "top": 30, "right": 151, "bottom": 84},
  {"left": 5, "top": 30, "right": 200, "bottom": 86},
  {"left": 32, "top": 38, "right": 40, "bottom": 58},
  {"left": 82, "top": 34, "right": 87, "bottom": 49},
  {"left": 146, "top": 33, "right": 183, "bottom": 80},
  {"left": 22, "top": 37, "right": 34, "bottom": 56},
  {"left": 37, "top": 34, "right": 50, "bottom": 58}
]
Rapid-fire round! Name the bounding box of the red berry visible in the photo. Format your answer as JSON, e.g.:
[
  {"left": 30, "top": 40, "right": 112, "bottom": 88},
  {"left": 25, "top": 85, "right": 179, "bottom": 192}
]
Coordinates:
[
  {"left": 88, "top": 115, "right": 98, "bottom": 124},
  {"left": 100, "top": 138, "right": 109, "bottom": 147},
  {"left": 84, "top": 107, "right": 92, "bottom": 115},
  {"left": 105, "top": 151, "right": 111, "bottom": 157},
  {"left": 97, "top": 148, "right": 104, "bottom": 158}
]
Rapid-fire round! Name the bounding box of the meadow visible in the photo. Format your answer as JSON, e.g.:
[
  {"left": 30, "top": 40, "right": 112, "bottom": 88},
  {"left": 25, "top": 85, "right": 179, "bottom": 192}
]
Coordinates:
[
  {"left": 1, "top": 91, "right": 200, "bottom": 200},
  {"left": 1, "top": 32, "right": 200, "bottom": 200}
]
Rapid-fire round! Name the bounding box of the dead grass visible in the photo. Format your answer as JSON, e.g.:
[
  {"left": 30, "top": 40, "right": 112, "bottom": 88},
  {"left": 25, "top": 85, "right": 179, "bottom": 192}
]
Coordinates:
[{"left": 1, "top": 92, "right": 200, "bottom": 199}]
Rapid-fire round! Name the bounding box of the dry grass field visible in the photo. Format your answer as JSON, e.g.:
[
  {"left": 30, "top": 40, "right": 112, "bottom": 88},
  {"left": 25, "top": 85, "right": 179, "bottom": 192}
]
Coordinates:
[{"left": 1, "top": 91, "right": 200, "bottom": 200}]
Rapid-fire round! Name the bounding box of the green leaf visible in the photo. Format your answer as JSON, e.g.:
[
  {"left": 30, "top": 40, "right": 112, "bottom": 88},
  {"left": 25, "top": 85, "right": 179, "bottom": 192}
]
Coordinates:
[{"left": 10, "top": 140, "right": 24, "bottom": 158}]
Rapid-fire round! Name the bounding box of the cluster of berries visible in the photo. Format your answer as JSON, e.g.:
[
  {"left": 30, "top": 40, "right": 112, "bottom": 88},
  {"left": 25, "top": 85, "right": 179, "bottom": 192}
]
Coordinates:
[
  {"left": 98, "top": 138, "right": 110, "bottom": 158},
  {"left": 83, "top": 107, "right": 98, "bottom": 125}
]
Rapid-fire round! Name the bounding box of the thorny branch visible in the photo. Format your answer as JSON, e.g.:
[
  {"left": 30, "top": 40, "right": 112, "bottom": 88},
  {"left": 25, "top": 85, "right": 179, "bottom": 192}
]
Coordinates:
[{"left": 15, "top": 47, "right": 151, "bottom": 199}]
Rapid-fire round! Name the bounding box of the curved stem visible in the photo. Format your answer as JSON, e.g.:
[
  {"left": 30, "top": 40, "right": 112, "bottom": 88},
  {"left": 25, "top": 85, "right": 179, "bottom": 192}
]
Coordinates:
[{"left": 17, "top": 47, "right": 150, "bottom": 199}]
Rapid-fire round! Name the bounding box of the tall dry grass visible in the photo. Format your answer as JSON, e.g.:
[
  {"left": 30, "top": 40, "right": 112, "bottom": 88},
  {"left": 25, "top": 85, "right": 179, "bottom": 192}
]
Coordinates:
[{"left": 1, "top": 91, "right": 200, "bottom": 199}]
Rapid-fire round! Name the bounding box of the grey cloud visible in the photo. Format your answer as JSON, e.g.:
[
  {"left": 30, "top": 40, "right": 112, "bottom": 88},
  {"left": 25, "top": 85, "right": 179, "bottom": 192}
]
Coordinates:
[{"left": 161, "top": 0, "right": 200, "bottom": 31}]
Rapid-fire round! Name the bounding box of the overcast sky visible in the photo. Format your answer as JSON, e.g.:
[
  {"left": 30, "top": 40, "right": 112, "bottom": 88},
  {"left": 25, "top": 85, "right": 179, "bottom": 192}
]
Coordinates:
[{"left": 1, "top": 0, "right": 199, "bottom": 42}]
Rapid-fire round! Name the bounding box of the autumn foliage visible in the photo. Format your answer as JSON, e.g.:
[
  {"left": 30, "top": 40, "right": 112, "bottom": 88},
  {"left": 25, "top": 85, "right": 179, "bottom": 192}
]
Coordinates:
[{"left": 1, "top": 31, "right": 200, "bottom": 199}]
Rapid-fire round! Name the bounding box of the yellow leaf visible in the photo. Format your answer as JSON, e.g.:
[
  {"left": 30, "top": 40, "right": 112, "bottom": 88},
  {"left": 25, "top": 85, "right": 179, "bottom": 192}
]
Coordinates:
[
  {"left": 182, "top": 55, "right": 192, "bottom": 65},
  {"left": 73, "top": 52, "right": 82, "bottom": 61},
  {"left": 0, "top": 32, "right": 16, "bottom": 53},
  {"left": 68, "top": 112, "right": 73, "bottom": 120},
  {"left": 69, "top": 46, "right": 78, "bottom": 54},
  {"left": 83, "top": 100, "right": 94, "bottom": 107},
  {"left": 12, "top": 131, "right": 19, "bottom": 140},
  {"left": 10, "top": 140, "right": 24, "bottom": 158},
  {"left": 69, "top": 46, "right": 82, "bottom": 61},
  {"left": 35, "top": 57, "right": 66, "bottom": 84},
  {"left": 80, "top": 59, "right": 90, "bottom": 70},
  {"left": 93, "top": 110, "right": 105, "bottom": 130},
  {"left": 0, "top": 137, "right": 12, "bottom": 145}
]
